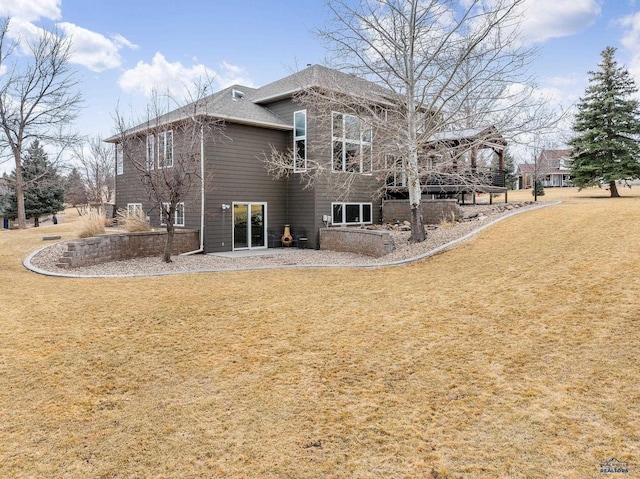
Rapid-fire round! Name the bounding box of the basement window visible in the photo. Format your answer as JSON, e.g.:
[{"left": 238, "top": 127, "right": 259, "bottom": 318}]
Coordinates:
[
  {"left": 160, "top": 202, "right": 185, "bottom": 227},
  {"left": 332, "top": 202, "right": 372, "bottom": 225}
]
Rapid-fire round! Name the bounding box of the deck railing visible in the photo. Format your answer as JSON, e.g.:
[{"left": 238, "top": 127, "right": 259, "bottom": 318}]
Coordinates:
[{"left": 387, "top": 168, "right": 505, "bottom": 189}]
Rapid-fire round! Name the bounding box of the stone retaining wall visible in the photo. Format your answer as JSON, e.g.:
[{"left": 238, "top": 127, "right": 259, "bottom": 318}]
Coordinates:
[
  {"left": 319, "top": 227, "right": 394, "bottom": 258},
  {"left": 382, "top": 199, "right": 460, "bottom": 224},
  {"left": 56, "top": 229, "right": 200, "bottom": 268}
]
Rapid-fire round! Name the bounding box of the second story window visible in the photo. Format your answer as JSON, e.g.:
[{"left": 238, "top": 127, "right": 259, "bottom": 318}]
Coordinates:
[
  {"left": 146, "top": 135, "right": 155, "bottom": 170},
  {"left": 158, "top": 130, "right": 173, "bottom": 168},
  {"left": 385, "top": 155, "right": 407, "bottom": 188},
  {"left": 294, "top": 110, "right": 307, "bottom": 171},
  {"left": 116, "top": 143, "right": 123, "bottom": 175},
  {"left": 332, "top": 113, "right": 372, "bottom": 174}
]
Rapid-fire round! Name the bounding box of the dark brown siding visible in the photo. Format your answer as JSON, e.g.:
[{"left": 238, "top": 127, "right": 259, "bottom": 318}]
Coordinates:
[
  {"left": 116, "top": 96, "right": 385, "bottom": 254},
  {"left": 263, "top": 99, "right": 320, "bottom": 246},
  {"left": 203, "top": 123, "right": 290, "bottom": 252},
  {"left": 283, "top": 103, "right": 384, "bottom": 248},
  {"left": 115, "top": 131, "right": 203, "bottom": 236}
]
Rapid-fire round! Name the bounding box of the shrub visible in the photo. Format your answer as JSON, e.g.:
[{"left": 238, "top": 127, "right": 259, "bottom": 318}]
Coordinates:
[
  {"left": 77, "top": 210, "right": 106, "bottom": 238},
  {"left": 116, "top": 208, "right": 151, "bottom": 232},
  {"left": 533, "top": 179, "right": 545, "bottom": 197},
  {"left": 439, "top": 211, "right": 456, "bottom": 228}
]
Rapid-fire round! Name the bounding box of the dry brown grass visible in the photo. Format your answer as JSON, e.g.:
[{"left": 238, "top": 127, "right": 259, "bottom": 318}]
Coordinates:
[
  {"left": 77, "top": 211, "right": 106, "bottom": 238},
  {"left": 1, "top": 187, "right": 639, "bottom": 478},
  {"left": 116, "top": 208, "right": 152, "bottom": 232}
]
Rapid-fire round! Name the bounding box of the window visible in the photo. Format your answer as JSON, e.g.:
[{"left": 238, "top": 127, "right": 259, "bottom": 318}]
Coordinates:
[
  {"left": 160, "top": 202, "right": 185, "bottom": 227},
  {"left": 385, "top": 155, "right": 407, "bottom": 187},
  {"left": 332, "top": 113, "right": 372, "bottom": 173},
  {"left": 232, "top": 89, "right": 245, "bottom": 100},
  {"left": 127, "top": 203, "right": 143, "bottom": 219},
  {"left": 116, "top": 143, "right": 123, "bottom": 175},
  {"left": 146, "top": 135, "right": 155, "bottom": 170},
  {"left": 332, "top": 202, "right": 372, "bottom": 225},
  {"left": 293, "top": 110, "right": 307, "bottom": 171},
  {"left": 158, "top": 130, "right": 173, "bottom": 168}
]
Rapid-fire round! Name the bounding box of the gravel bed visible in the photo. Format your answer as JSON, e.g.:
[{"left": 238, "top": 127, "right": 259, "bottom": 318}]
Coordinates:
[{"left": 27, "top": 202, "right": 546, "bottom": 277}]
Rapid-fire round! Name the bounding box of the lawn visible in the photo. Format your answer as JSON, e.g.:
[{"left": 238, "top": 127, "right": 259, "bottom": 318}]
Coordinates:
[{"left": 1, "top": 187, "right": 639, "bottom": 478}]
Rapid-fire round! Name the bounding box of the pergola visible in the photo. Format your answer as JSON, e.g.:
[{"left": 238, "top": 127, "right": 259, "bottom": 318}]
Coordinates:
[{"left": 423, "top": 125, "right": 508, "bottom": 204}]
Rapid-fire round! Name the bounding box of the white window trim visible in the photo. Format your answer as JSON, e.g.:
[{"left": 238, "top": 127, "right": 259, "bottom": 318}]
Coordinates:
[
  {"left": 158, "top": 130, "right": 173, "bottom": 168},
  {"left": 160, "top": 202, "right": 185, "bottom": 227},
  {"left": 116, "top": 143, "right": 123, "bottom": 175},
  {"left": 127, "top": 203, "right": 143, "bottom": 219},
  {"left": 146, "top": 135, "right": 155, "bottom": 170},
  {"left": 331, "top": 202, "right": 373, "bottom": 225},
  {"left": 385, "top": 155, "right": 407, "bottom": 187},
  {"left": 331, "top": 112, "right": 372, "bottom": 174},
  {"left": 293, "top": 110, "right": 307, "bottom": 172}
]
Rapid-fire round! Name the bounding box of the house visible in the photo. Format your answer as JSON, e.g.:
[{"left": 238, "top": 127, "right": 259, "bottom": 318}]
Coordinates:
[
  {"left": 109, "top": 65, "right": 507, "bottom": 253},
  {"left": 517, "top": 149, "right": 573, "bottom": 189},
  {"left": 385, "top": 125, "right": 508, "bottom": 204}
]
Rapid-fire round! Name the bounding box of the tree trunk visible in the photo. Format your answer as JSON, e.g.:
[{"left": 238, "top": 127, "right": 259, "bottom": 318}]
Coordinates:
[
  {"left": 14, "top": 152, "right": 27, "bottom": 229},
  {"left": 409, "top": 203, "right": 426, "bottom": 243},
  {"left": 163, "top": 223, "right": 175, "bottom": 263},
  {"left": 609, "top": 180, "right": 620, "bottom": 197}
]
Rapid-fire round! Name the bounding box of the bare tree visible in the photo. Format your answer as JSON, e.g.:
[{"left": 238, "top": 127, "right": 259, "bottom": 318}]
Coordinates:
[
  {"left": 265, "top": 0, "right": 560, "bottom": 242},
  {"left": 113, "top": 81, "right": 218, "bottom": 263},
  {"left": 72, "top": 136, "right": 115, "bottom": 206},
  {"left": 0, "top": 18, "right": 82, "bottom": 228}
]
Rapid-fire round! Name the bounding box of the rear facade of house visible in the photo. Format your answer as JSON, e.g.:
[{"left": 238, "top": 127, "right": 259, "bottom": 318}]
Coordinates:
[{"left": 113, "top": 65, "right": 382, "bottom": 253}]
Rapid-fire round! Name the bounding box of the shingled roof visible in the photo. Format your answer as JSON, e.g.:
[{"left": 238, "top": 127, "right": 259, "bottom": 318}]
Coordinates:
[
  {"left": 517, "top": 149, "right": 573, "bottom": 174},
  {"left": 252, "top": 64, "right": 392, "bottom": 104},
  {"left": 108, "top": 64, "right": 397, "bottom": 142}
]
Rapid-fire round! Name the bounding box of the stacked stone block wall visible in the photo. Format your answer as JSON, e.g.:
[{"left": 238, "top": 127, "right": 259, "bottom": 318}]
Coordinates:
[
  {"left": 382, "top": 199, "right": 460, "bottom": 225},
  {"left": 319, "top": 228, "right": 394, "bottom": 258},
  {"left": 56, "top": 230, "right": 199, "bottom": 268}
]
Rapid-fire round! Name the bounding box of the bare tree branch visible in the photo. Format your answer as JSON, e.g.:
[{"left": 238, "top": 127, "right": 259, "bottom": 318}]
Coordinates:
[
  {"left": 113, "top": 77, "right": 221, "bottom": 262},
  {"left": 264, "top": 0, "right": 562, "bottom": 242},
  {"left": 0, "top": 17, "right": 82, "bottom": 228}
]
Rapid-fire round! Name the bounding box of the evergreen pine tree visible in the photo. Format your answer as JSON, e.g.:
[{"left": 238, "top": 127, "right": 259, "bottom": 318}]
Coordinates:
[
  {"left": 504, "top": 152, "right": 517, "bottom": 190},
  {"left": 2, "top": 140, "right": 66, "bottom": 226},
  {"left": 569, "top": 46, "right": 640, "bottom": 197},
  {"left": 65, "top": 167, "right": 88, "bottom": 207},
  {"left": 533, "top": 179, "right": 545, "bottom": 197}
]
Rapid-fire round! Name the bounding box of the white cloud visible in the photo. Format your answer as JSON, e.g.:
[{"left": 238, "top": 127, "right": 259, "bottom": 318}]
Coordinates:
[
  {"left": 618, "top": 12, "right": 640, "bottom": 87},
  {"left": 4, "top": 17, "right": 44, "bottom": 47},
  {"left": 518, "top": 0, "right": 601, "bottom": 43},
  {"left": 216, "top": 61, "right": 255, "bottom": 89},
  {"left": 0, "top": 0, "right": 61, "bottom": 22},
  {"left": 119, "top": 53, "right": 253, "bottom": 99},
  {"left": 112, "top": 33, "right": 139, "bottom": 51},
  {"left": 0, "top": 1, "right": 136, "bottom": 72},
  {"left": 57, "top": 22, "right": 137, "bottom": 72}
]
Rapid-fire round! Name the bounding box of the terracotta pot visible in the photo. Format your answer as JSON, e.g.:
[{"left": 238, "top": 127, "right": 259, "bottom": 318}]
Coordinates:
[{"left": 281, "top": 224, "right": 293, "bottom": 247}]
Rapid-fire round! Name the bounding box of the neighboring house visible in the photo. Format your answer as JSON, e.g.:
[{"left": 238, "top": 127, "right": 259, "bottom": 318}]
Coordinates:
[
  {"left": 517, "top": 149, "right": 573, "bottom": 189},
  {"left": 108, "top": 65, "right": 507, "bottom": 253}
]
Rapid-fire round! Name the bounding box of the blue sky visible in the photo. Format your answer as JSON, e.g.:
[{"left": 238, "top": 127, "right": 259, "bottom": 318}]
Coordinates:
[{"left": 1, "top": 0, "right": 640, "bottom": 166}]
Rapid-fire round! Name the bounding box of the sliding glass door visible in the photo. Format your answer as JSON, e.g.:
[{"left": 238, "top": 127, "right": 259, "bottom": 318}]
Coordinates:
[{"left": 233, "top": 202, "right": 266, "bottom": 250}]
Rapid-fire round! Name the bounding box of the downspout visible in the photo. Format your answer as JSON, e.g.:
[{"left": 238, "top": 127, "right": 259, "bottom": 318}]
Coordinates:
[{"left": 181, "top": 124, "right": 206, "bottom": 255}]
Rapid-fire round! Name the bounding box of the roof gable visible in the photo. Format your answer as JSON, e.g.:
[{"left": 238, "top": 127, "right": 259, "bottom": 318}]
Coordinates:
[{"left": 252, "top": 64, "right": 393, "bottom": 105}]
